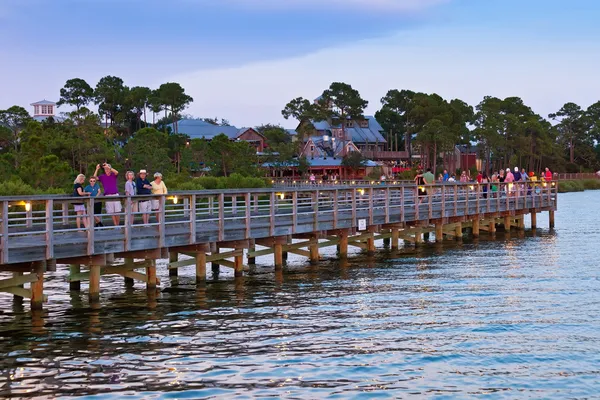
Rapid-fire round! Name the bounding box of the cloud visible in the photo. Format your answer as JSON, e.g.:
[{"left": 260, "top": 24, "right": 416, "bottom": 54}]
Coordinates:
[{"left": 165, "top": 27, "right": 600, "bottom": 128}]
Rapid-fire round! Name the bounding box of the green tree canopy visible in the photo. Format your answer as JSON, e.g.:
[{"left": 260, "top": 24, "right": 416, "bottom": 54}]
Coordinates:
[{"left": 57, "top": 78, "right": 94, "bottom": 110}]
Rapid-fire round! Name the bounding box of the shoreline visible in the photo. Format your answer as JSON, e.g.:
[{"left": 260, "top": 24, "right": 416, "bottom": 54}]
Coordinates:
[{"left": 558, "top": 179, "right": 600, "bottom": 193}]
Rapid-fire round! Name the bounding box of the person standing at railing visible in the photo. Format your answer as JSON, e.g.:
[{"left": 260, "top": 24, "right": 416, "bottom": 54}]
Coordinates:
[
  {"left": 481, "top": 173, "right": 489, "bottom": 198},
  {"left": 136, "top": 169, "right": 153, "bottom": 225},
  {"left": 125, "top": 171, "right": 137, "bottom": 225},
  {"left": 84, "top": 176, "right": 103, "bottom": 227},
  {"left": 151, "top": 172, "right": 168, "bottom": 223},
  {"left": 309, "top": 173, "right": 316, "bottom": 185},
  {"left": 94, "top": 163, "right": 121, "bottom": 227},
  {"left": 73, "top": 174, "right": 91, "bottom": 230},
  {"left": 443, "top": 169, "right": 449, "bottom": 181},
  {"left": 544, "top": 167, "right": 553, "bottom": 181}
]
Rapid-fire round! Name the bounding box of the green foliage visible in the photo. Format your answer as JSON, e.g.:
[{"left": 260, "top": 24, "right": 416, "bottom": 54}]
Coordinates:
[
  {"left": 57, "top": 78, "right": 94, "bottom": 110},
  {"left": 341, "top": 151, "right": 366, "bottom": 172},
  {"left": 167, "top": 174, "right": 270, "bottom": 191},
  {"left": 126, "top": 128, "right": 173, "bottom": 173},
  {"left": 0, "top": 177, "right": 65, "bottom": 196}
]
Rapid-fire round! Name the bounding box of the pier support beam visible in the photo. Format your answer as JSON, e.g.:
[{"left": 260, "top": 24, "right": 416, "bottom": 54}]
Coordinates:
[
  {"left": 339, "top": 232, "right": 349, "bottom": 258},
  {"left": 274, "top": 243, "right": 284, "bottom": 270},
  {"left": 472, "top": 219, "right": 480, "bottom": 238},
  {"left": 195, "top": 252, "right": 206, "bottom": 283},
  {"left": 69, "top": 264, "right": 81, "bottom": 291},
  {"left": 517, "top": 216, "right": 525, "bottom": 230},
  {"left": 435, "top": 223, "right": 443, "bottom": 243},
  {"left": 234, "top": 254, "right": 244, "bottom": 277},
  {"left": 169, "top": 252, "right": 178, "bottom": 277},
  {"left": 391, "top": 228, "right": 400, "bottom": 249},
  {"left": 504, "top": 216, "right": 512, "bottom": 232},
  {"left": 30, "top": 263, "right": 44, "bottom": 311},
  {"left": 247, "top": 246, "right": 256, "bottom": 265},
  {"left": 531, "top": 212, "right": 537, "bottom": 229},
  {"left": 549, "top": 210, "right": 555, "bottom": 228},
  {"left": 489, "top": 220, "right": 496, "bottom": 235},
  {"left": 89, "top": 265, "right": 100, "bottom": 303},
  {"left": 454, "top": 223, "right": 462, "bottom": 240},
  {"left": 414, "top": 229, "right": 423, "bottom": 246},
  {"left": 309, "top": 238, "right": 320, "bottom": 264},
  {"left": 146, "top": 260, "right": 157, "bottom": 290},
  {"left": 366, "top": 234, "right": 376, "bottom": 254}
]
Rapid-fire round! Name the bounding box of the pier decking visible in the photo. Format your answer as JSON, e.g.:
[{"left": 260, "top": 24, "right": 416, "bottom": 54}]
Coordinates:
[{"left": 0, "top": 181, "right": 557, "bottom": 309}]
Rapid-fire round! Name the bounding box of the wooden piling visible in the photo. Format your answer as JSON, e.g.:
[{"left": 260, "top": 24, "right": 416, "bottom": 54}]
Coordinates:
[
  {"left": 549, "top": 210, "right": 555, "bottom": 228},
  {"left": 169, "top": 251, "right": 178, "bottom": 277},
  {"left": 89, "top": 265, "right": 100, "bottom": 303},
  {"left": 517, "top": 216, "right": 525, "bottom": 230},
  {"left": 146, "top": 260, "right": 157, "bottom": 290},
  {"left": 69, "top": 264, "right": 81, "bottom": 291},
  {"left": 339, "top": 231, "right": 349, "bottom": 257},
  {"left": 30, "top": 263, "right": 44, "bottom": 311},
  {"left": 391, "top": 228, "right": 399, "bottom": 249},
  {"left": 274, "top": 243, "right": 283, "bottom": 270},
  {"left": 309, "top": 237, "right": 319, "bottom": 264},
  {"left": 472, "top": 219, "right": 480, "bottom": 238},
  {"left": 247, "top": 246, "right": 256, "bottom": 265},
  {"left": 531, "top": 212, "right": 537, "bottom": 229},
  {"left": 195, "top": 252, "right": 206, "bottom": 283},
  {"left": 234, "top": 253, "right": 244, "bottom": 277},
  {"left": 435, "top": 223, "right": 443, "bottom": 242},
  {"left": 454, "top": 223, "right": 462, "bottom": 240},
  {"left": 504, "top": 216, "right": 511, "bottom": 232},
  {"left": 366, "top": 234, "right": 376, "bottom": 254},
  {"left": 414, "top": 229, "right": 423, "bottom": 246}
]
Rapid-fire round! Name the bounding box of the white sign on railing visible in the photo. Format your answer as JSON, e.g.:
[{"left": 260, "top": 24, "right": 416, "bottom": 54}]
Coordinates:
[{"left": 358, "top": 219, "right": 367, "bottom": 231}]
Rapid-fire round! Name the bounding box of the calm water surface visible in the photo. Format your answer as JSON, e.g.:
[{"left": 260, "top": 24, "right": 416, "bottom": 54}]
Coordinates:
[{"left": 1, "top": 192, "right": 599, "bottom": 399}]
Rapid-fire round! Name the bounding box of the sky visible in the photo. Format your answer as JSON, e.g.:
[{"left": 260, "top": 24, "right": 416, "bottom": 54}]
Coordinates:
[{"left": 1, "top": 0, "right": 599, "bottom": 128}]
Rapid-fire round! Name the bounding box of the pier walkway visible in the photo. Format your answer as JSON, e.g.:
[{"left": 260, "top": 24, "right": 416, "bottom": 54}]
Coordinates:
[{"left": 0, "top": 181, "right": 557, "bottom": 309}]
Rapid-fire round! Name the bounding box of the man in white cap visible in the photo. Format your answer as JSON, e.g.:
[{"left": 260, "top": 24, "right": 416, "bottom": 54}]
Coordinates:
[
  {"left": 135, "top": 169, "right": 153, "bottom": 225},
  {"left": 513, "top": 167, "right": 522, "bottom": 182}
]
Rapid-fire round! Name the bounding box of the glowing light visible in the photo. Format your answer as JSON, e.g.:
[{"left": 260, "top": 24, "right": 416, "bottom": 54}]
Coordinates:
[
  {"left": 542, "top": 183, "right": 547, "bottom": 188},
  {"left": 172, "top": 196, "right": 178, "bottom": 204},
  {"left": 278, "top": 193, "right": 285, "bottom": 200},
  {"left": 469, "top": 185, "right": 474, "bottom": 190},
  {"left": 351, "top": 181, "right": 356, "bottom": 185},
  {"left": 551, "top": 182, "right": 556, "bottom": 187},
  {"left": 24, "top": 202, "right": 31, "bottom": 211},
  {"left": 418, "top": 186, "right": 424, "bottom": 191},
  {"left": 358, "top": 189, "right": 365, "bottom": 195}
]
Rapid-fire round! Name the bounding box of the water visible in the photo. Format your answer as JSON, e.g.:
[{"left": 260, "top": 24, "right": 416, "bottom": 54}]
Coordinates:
[{"left": 1, "top": 192, "right": 599, "bottom": 399}]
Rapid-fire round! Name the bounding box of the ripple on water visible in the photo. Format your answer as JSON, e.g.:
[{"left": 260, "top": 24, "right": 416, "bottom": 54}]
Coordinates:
[{"left": 1, "top": 192, "right": 600, "bottom": 398}]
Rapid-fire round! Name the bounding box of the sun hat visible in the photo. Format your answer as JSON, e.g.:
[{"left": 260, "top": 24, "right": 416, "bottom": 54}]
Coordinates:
[
  {"left": 154, "top": 172, "right": 162, "bottom": 178},
  {"left": 514, "top": 167, "right": 518, "bottom": 172},
  {"left": 139, "top": 169, "right": 147, "bottom": 174}
]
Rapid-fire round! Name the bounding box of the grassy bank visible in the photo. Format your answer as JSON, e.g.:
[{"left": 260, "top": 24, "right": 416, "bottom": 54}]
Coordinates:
[{"left": 558, "top": 179, "right": 600, "bottom": 193}]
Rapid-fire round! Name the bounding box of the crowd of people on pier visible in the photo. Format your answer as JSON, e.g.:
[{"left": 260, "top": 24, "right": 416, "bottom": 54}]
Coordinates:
[{"left": 72, "top": 163, "right": 168, "bottom": 229}]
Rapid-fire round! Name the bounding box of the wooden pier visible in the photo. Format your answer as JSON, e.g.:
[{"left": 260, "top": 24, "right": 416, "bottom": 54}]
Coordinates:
[{"left": 0, "top": 181, "right": 558, "bottom": 310}]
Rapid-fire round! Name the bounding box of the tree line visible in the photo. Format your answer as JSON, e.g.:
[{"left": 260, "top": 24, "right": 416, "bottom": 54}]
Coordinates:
[{"left": 0, "top": 77, "right": 599, "bottom": 194}]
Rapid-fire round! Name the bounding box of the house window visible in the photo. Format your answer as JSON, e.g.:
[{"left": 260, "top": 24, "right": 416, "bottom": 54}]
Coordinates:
[
  {"left": 346, "top": 121, "right": 354, "bottom": 128},
  {"left": 310, "top": 145, "right": 314, "bottom": 152},
  {"left": 47, "top": 105, "right": 53, "bottom": 114},
  {"left": 34, "top": 105, "right": 40, "bottom": 115},
  {"left": 360, "top": 120, "right": 369, "bottom": 128}
]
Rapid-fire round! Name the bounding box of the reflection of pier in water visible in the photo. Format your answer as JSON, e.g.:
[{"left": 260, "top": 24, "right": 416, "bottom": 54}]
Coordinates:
[{"left": 0, "top": 182, "right": 557, "bottom": 310}]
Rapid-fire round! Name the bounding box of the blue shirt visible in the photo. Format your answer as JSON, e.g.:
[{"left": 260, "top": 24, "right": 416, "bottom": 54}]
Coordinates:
[
  {"left": 443, "top": 173, "right": 449, "bottom": 181},
  {"left": 136, "top": 177, "right": 152, "bottom": 195},
  {"left": 84, "top": 184, "right": 100, "bottom": 197}
]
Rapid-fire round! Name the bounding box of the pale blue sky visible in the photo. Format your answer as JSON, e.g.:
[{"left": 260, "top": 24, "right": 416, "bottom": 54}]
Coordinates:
[{"left": 1, "top": 0, "right": 599, "bottom": 126}]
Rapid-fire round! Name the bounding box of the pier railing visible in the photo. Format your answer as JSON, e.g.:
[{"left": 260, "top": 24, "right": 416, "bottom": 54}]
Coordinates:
[{"left": 0, "top": 181, "right": 557, "bottom": 266}]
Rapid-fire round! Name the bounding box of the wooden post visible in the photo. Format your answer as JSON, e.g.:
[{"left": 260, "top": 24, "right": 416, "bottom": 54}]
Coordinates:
[
  {"left": 248, "top": 245, "right": 256, "bottom": 265},
  {"left": 391, "top": 228, "right": 399, "bottom": 250},
  {"left": 309, "top": 237, "right": 319, "bottom": 264},
  {"left": 124, "top": 258, "right": 134, "bottom": 288},
  {"left": 30, "top": 263, "right": 44, "bottom": 311},
  {"left": 234, "top": 253, "right": 244, "bottom": 277},
  {"left": 472, "top": 218, "right": 480, "bottom": 238},
  {"left": 169, "top": 251, "right": 178, "bottom": 277},
  {"left": 549, "top": 210, "right": 555, "bottom": 228},
  {"left": 146, "top": 259, "right": 157, "bottom": 290},
  {"left": 45, "top": 200, "right": 54, "bottom": 260},
  {"left": 339, "top": 231, "right": 349, "bottom": 258},
  {"left": 435, "top": 223, "right": 443, "bottom": 243},
  {"left": 531, "top": 212, "right": 537, "bottom": 229},
  {"left": 212, "top": 245, "right": 220, "bottom": 275},
  {"left": 195, "top": 252, "right": 206, "bottom": 283},
  {"left": 414, "top": 229, "right": 423, "bottom": 246},
  {"left": 367, "top": 233, "right": 376, "bottom": 254},
  {"left": 504, "top": 215, "right": 511, "bottom": 232},
  {"left": 89, "top": 264, "right": 100, "bottom": 303},
  {"left": 274, "top": 243, "right": 283, "bottom": 270},
  {"left": 454, "top": 223, "right": 462, "bottom": 240},
  {"left": 489, "top": 220, "right": 496, "bottom": 234},
  {"left": 69, "top": 264, "right": 81, "bottom": 291},
  {"left": 517, "top": 215, "right": 525, "bottom": 230},
  {"left": 1, "top": 201, "right": 9, "bottom": 265}
]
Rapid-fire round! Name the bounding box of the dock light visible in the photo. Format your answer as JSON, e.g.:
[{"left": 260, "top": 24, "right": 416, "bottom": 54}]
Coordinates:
[
  {"left": 24, "top": 202, "right": 31, "bottom": 212},
  {"left": 319, "top": 180, "right": 323, "bottom": 184},
  {"left": 278, "top": 193, "right": 285, "bottom": 200},
  {"left": 271, "top": 180, "right": 275, "bottom": 184},
  {"left": 172, "top": 196, "right": 178, "bottom": 204},
  {"left": 551, "top": 182, "right": 556, "bottom": 187},
  {"left": 418, "top": 186, "right": 425, "bottom": 191},
  {"left": 358, "top": 188, "right": 365, "bottom": 195},
  {"left": 351, "top": 181, "right": 356, "bottom": 185},
  {"left": 371, "top": 181, "right": 375, "bottom": 185},
  {"left": 281, "top": 180, "right": 285, "bottom": 184},
  {"left": 542, "top": 183, "right": 547, "bottom": 188},
  {"left": 469, "top": 185, "right": 475, "bottom": 190},
  {"left": 393, "top": 181, "right": 397, "bottom": 185}
]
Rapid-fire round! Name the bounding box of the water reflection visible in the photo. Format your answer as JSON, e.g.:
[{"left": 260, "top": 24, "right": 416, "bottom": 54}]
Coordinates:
[{"left": 0, "top": 194, "right": 599, "bottom": 398}]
